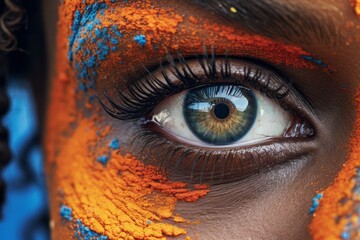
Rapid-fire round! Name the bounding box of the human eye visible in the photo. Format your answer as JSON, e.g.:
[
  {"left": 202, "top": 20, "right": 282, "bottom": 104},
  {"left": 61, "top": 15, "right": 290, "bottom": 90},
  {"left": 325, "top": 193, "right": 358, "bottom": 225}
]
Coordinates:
[{"left": 100, "top": 52, "right": 316, "bottom": 183}]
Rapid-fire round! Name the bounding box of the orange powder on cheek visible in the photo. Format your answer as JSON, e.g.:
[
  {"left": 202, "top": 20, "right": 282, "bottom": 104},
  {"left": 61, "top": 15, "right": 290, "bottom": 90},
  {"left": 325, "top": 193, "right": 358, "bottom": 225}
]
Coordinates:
[
  {"left": 56, "top": 117, "right": 208, "bottom": 239},
  {"left": 309, "top": 90, "right": 360, "bottom": 239}
]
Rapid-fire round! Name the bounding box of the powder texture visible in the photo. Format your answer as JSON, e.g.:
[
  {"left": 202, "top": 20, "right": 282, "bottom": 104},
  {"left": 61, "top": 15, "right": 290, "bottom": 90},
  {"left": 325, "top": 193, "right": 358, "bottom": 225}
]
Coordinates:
[
  {"left": 134, "top": 35, "right": 147, "bottom": 47},
  {"left": 308, "top": 193, "right": 324, "bottom": 215},
  {"left": 310, "top": 90, "right": 360, "bottom": 239},
  {"left": 355, "top": 0, "right": 360, "bottom": 17},
  {"left": 66, "top": 0, "right": 330, "bottom": 95},
  {"left": 56, "top": 118, "right": 207, "bottom": 239},
  {"left": 75, "top": 219, "right": 108, "bottom": 240},
  {"left": 60, "top": 205, "right": 73, "bottom": 221}
]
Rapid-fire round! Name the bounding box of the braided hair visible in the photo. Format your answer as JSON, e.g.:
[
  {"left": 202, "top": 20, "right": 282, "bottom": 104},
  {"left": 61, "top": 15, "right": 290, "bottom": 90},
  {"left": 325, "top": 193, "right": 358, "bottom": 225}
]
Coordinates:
[{"left": 0, "top": 0, "right": 23, "bottom": 218}]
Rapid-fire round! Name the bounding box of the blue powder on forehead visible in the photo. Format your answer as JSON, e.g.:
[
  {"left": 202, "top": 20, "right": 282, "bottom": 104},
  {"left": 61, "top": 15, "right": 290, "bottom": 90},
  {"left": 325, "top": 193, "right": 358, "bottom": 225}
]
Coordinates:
[
  {"left": 68, "top": 3, "right": 108, "bottom": 61},
  {"left": 110, "top": 37, "right": 119, "bottom": 45},
  {"left": 68, "top": 10, "right": 82, "bottom": 61},
  {"left": 97, "top": 40, "right": 110, "bottom": 61},
  {"left": 112, "top": 25, "right": 123, "bottom": 37},
  {"left": 60, "top": 205, "right": 73, "bottom": 221},
  {"left": 67, "top": 2, "right": 124, "bottom": 92},
  {"left": 134, "top": 34, "right": 147, "bottom": 47}
]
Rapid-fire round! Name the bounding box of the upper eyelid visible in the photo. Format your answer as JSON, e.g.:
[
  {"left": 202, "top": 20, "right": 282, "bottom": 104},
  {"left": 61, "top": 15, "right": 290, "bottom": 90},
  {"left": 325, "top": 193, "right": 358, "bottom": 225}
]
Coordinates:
[
  {"left": 99, "top": 54, "right": 316, "bottom": 125},
  {"left": 128, "top": 54, "right": 316, "bottom": 115}
]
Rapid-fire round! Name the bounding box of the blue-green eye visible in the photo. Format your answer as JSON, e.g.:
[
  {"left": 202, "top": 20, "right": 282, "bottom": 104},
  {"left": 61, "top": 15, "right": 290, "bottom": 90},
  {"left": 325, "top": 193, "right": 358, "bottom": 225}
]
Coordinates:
[
  {"left": 183, "top": 85, "right": 257, "bottom": 145},
  {"left": 142, "top": 59, "right": 310, "bottom": 149},
  {"left": 149, "top": 80, "right": 292, "bottom": 148}
]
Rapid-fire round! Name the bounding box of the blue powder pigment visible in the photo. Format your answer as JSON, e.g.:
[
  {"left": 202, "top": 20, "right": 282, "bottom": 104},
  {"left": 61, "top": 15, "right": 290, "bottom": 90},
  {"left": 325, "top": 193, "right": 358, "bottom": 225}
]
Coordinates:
[
  {"left": 308, "top": 193, "right": 323, "bottom": 214},
  {"left": 109, "top": 139, "right": 120, "bottom": 150},
  {"left": 134, "top": 34, "right": 147, "bottom": 47},
  {"left": 60, "top": 205, "right": 73, "bottom": 221},
  {"left": 68, "top": 10, "right": 83, "bottom": 61},
  {"left": 97, "top": 155, "right": 109, "bottom": 165},
  {"left": 75, "top": 219, "right": 108, "bottom": 240},
  {"left": 300, "top": 55, "right": 328, "bottom": 68},
  {"left": 341, "top": 230, "right": 351, "bottom": 240},
  {"left": 67, "top": 2, "right": 123, "bottom": 92}
]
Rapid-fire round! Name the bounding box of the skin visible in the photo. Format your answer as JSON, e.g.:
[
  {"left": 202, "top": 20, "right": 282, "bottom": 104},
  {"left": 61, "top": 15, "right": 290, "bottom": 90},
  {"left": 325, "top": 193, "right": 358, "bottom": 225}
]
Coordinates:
[{"left": 42, "top": 0, "right": 359, "bottom": 239}]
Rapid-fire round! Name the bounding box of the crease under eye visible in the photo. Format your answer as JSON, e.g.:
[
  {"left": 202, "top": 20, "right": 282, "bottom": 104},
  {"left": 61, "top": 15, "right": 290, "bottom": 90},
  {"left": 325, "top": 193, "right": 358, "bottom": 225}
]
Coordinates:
[{"left": 99, "top": 53, "right": 317, "bottom": 183}]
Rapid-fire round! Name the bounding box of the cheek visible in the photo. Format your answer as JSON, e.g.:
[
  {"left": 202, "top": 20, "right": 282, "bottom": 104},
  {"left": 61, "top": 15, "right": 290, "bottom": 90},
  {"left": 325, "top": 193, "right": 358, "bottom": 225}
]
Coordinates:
[
  {"left": 46, "top": 111, "right": 209, "bottom": 239},
  {"left": 309, "top": 90, "right": 360, "bottom": 239},
  {"left": 53, "top": 117, "right": 180, "bottom": 239}
]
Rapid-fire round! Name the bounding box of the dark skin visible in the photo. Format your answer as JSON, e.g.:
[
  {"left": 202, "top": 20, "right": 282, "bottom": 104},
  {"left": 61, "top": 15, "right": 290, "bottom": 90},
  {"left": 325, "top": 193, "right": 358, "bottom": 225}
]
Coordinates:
[{"left": 43, "top": 0, "right": 358, "bottom": 239}]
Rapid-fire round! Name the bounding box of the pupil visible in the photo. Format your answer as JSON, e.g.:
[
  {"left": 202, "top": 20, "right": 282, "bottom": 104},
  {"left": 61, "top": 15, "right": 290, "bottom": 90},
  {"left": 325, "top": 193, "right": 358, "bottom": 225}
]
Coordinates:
[{"left": 214, "top": 103, "right": 230, "bottom": 119}]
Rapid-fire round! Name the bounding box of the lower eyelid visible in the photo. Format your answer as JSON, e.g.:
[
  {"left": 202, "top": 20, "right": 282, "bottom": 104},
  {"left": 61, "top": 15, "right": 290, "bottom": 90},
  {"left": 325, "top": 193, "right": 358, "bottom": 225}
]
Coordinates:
[{"left": 129, "top": 128, "right": 317, "bottom": 184}]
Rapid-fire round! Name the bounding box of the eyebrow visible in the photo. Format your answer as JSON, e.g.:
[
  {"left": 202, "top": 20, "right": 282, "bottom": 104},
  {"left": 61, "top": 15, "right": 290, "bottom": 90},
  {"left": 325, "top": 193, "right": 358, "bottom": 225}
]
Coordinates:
[{"left": 188, "top": 0, "right": 338, "bottom": 46}]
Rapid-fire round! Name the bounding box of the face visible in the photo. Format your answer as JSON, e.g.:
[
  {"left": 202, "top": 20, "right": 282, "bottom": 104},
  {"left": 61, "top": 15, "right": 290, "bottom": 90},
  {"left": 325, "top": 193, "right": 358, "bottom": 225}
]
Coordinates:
[{"left": 44, "top": 0, "right": 360, "bottom": 239}]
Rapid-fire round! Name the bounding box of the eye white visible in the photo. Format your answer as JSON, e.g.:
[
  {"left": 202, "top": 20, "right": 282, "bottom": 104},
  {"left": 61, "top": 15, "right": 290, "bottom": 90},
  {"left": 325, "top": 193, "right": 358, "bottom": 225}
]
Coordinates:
[{"left": 150, "top": 88, "right": 291, "bottom": 148}]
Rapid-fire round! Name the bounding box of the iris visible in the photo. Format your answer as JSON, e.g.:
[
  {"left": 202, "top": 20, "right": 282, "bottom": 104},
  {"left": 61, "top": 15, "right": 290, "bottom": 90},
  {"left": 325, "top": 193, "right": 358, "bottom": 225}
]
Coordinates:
[{"left": 183, "top": 85, "right": 257, "bottom": 145}]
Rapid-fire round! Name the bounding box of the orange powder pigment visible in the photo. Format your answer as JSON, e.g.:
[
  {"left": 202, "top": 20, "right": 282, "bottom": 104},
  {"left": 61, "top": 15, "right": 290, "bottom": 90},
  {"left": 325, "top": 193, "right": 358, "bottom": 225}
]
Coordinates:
[
  {"left": 66, "top": 0, "right": 331, "bottom": 85},
  {"left": 309, "top": 90, "right": 360, "bottom": 239},
  {"left": 56, "top": 117, "right": 208, "bottom": 239},
  {"left": 354, "top": 0, "right": 360, "bottom": 17},
  {"left": 97, "top": 5, "right": 311, "bottom": 67}
]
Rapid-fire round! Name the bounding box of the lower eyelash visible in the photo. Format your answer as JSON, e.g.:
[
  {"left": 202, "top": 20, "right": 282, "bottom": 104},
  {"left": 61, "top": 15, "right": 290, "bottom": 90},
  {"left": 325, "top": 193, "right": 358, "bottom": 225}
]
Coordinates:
[
  {"left": 99, "top": 50, "right": 291, "bottom": 122},
  {"left": 127, "top": 127, "right": 316, "bottom": 184}
]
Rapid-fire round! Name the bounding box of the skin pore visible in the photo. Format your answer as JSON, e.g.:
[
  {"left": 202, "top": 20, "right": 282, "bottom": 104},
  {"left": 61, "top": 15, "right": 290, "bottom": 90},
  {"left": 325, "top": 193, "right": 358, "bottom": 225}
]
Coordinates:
[{"left": 43, "top": 0, "right": 359, "bottom": 239}]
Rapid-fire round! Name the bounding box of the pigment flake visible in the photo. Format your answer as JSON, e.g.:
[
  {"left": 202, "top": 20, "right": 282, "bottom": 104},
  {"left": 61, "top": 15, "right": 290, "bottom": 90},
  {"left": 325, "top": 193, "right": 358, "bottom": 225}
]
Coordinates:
[
  {"left": 97, "top": 155, "right": 109, "bottom": 165},
  {"left": 134, "top": 34, "right": 147, "bottom": 47},
  {"left": 308, "top": 193, "right": 323, "bottom": 214},
  {"left": 75, "top": 219, "right": 108, "bottom": 240},
  {"left": 109, "top": 139, "right": 120, "bottom": 150},
  {"left": 68, "top": 2, "right": 123, "bottom": 92},
  {"left": 59, "top": 205, "right": 108, "bottom": 239},
  {"left": 60, "top": 205, "right": 73, "bottom": 221}
]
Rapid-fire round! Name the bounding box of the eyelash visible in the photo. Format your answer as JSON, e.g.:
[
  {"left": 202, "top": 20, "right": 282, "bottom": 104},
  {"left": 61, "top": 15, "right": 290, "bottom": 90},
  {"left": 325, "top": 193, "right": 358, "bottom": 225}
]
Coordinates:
[
  {"left": 99, "top": 51, "right": 291, "bottom": 122},
  {"left": 98, "top": 51, "right": 315, "bottom": 184}
]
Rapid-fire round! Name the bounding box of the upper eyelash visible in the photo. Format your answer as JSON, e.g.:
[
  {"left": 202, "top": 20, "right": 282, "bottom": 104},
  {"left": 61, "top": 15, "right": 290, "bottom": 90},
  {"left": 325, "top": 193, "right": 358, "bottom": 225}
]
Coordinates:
[{"left": 99, "top": 50, "right": 291, "bottom": 121}]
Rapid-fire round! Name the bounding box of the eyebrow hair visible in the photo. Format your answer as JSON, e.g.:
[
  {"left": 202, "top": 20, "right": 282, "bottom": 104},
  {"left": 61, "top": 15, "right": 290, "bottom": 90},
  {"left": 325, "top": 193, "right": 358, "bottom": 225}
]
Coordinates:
[{"left": 189, "top": 0, "right": 338, "bottom": 46}]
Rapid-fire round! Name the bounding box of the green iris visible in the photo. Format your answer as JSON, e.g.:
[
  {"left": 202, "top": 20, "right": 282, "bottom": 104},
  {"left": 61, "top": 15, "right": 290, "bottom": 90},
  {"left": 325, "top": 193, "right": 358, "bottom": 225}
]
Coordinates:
[{"left": 183, "top": 85, "right": 257, "bottom": 145}]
